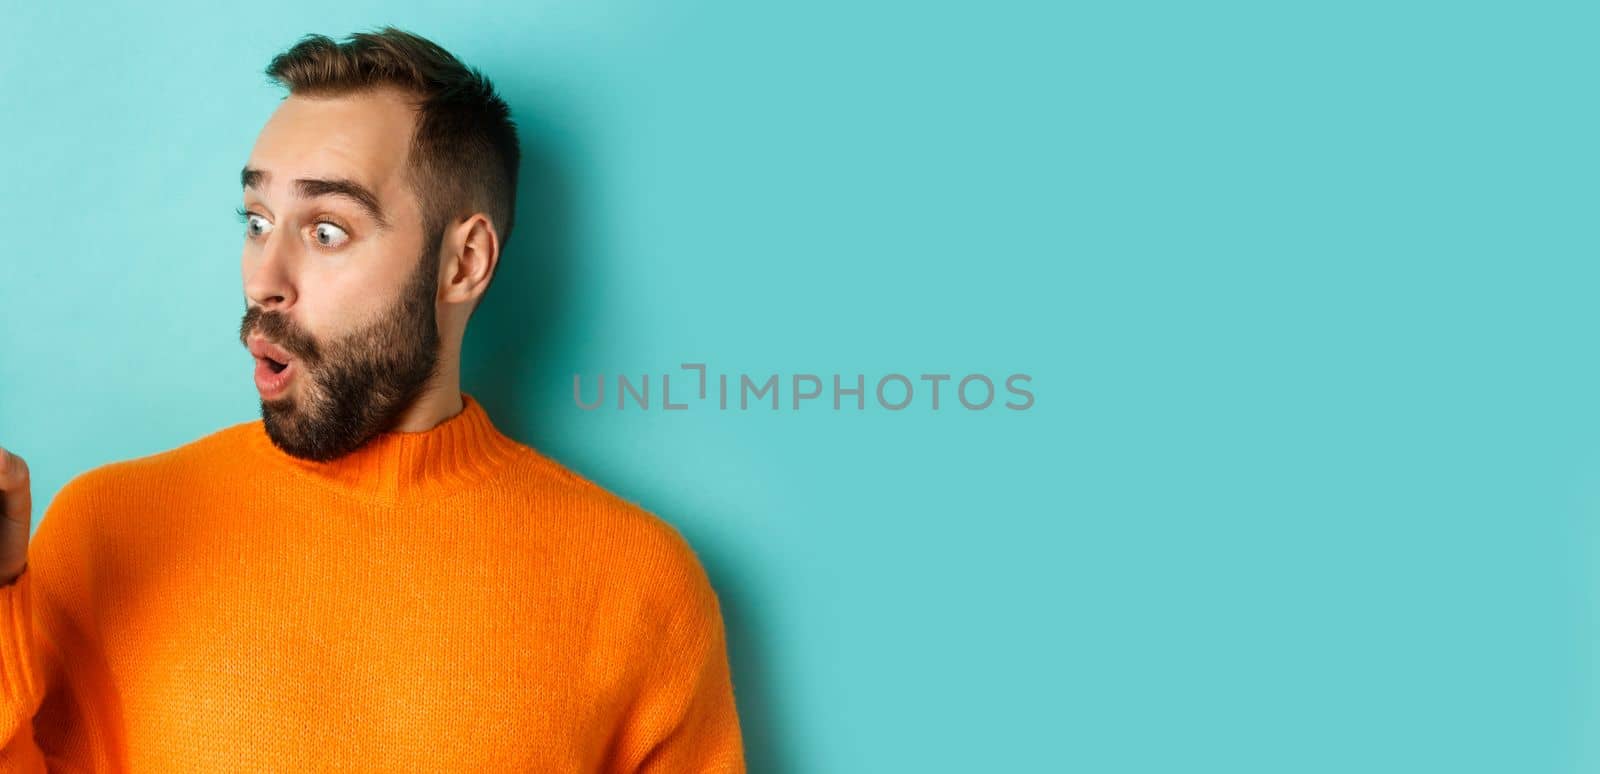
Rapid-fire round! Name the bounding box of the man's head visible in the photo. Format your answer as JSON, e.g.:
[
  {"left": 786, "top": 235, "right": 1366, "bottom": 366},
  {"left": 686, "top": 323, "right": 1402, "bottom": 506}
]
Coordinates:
[{"left": 238, "top": 27, "right": 520, "bottom": 461}]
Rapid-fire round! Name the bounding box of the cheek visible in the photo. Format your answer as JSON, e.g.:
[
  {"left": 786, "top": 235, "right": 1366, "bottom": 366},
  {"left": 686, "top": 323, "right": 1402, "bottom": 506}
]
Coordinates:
[{"left": 298, "top": 263, "right": 397, "bottom": 335}]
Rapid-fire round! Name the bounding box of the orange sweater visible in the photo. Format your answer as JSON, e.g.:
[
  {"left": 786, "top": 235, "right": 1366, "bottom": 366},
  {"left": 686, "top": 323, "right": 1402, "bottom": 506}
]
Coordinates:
[{"left": 0, "top": 393, "right": 745, "bottom": 771}]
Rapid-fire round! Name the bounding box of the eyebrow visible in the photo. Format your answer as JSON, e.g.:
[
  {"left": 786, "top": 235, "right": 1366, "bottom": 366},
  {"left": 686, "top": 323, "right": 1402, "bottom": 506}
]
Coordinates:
[{"left": 240, "top": 166, "right": 390, "bottom": 230}]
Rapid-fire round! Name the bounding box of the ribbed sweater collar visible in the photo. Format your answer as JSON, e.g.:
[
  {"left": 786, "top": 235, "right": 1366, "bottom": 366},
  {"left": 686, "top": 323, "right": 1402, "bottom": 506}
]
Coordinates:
[{"left": 241, "top": 392, "right": 523, "bottom": 503}]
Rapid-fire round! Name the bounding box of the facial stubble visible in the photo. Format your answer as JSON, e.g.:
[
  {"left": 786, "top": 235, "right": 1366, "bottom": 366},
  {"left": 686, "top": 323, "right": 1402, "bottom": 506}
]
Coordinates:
[{"left": 238, "top": 239, "right": 443, "bottom": 462}]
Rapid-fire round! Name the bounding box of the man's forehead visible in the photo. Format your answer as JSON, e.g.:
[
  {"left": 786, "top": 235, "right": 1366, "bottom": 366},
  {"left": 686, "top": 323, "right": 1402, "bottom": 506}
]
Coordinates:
[{"left": 248, "top": 89, "right": 417, "bottom": 193}]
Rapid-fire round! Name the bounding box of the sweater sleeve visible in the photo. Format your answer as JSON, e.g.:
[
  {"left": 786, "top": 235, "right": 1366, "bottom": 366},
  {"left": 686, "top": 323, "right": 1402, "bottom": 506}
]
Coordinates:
[
  {"left": 612, "top": 536, "right": 747, "bottom": 774},
  {"left": 0, "top": 470, "right": 100, "bottom": 774},
  {"left": 0, "top": 566, "right": 51, "bottom": 773}
]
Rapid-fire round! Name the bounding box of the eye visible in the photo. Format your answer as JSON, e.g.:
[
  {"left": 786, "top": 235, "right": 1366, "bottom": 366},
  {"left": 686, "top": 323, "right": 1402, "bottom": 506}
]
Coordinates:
[
  {"left": 313, "top": 222, "right": 350, "bottom": 248},
  {"left": 237, "top": 209, "right": 273, "bottom": 239}
]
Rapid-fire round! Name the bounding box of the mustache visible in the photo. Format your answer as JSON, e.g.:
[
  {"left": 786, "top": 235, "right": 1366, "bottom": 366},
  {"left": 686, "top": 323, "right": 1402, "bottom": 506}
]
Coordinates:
[{"left": 239, "top": 306, "right": 323, "bottom": 366}]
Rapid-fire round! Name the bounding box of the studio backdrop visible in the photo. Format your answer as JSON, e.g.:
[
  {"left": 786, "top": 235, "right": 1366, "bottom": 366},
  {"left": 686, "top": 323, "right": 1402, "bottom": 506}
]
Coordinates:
[{"left": 1, "top": 1, "right": 1594, "bottom": 772}]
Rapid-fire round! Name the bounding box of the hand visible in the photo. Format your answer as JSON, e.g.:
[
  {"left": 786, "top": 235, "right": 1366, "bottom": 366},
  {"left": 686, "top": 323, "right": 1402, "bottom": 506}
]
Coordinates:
[{"left": 0, "top": 447, "right": 30, "bottom": 585}]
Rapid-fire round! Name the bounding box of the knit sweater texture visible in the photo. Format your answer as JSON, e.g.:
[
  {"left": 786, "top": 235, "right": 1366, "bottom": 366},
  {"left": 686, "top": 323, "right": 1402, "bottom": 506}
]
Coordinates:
[{"left": 0, "top": 393, "right": 745, "bottom": 771}]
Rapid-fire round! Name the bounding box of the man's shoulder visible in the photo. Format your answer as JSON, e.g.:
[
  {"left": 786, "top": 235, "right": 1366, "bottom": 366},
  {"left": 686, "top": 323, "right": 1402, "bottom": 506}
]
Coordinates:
[
  {"left": 48, "top": 419, "right": 260, "bottom": 513},
  {"left": 506, "top": 447, "right": 713, "bottom": 594}
]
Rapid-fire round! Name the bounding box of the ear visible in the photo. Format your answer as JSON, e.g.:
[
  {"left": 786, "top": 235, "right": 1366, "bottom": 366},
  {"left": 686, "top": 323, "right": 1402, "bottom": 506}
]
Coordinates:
[{"left": 439, "top": 212, "right": 500, "bottom": 307}]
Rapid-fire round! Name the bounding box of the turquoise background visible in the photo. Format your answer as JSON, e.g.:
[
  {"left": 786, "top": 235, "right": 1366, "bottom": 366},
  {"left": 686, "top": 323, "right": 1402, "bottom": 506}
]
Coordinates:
[{"left": 1, "top": 1, "right": 1594, "bottom": 771}]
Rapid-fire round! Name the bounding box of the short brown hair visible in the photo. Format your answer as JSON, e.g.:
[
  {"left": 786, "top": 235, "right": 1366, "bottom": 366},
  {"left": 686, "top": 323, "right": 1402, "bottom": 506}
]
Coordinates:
[{"left": 265, "top": 27, "right": 521, "bottom": 259}]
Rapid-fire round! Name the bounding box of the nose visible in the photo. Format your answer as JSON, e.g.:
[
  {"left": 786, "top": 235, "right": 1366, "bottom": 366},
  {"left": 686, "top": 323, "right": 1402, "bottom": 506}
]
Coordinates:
[{"left": 242, "top": 228, "right": 298, "bottom": 312}]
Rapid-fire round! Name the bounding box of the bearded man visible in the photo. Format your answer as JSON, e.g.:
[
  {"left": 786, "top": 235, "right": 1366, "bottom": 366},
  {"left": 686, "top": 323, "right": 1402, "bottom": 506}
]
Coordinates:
[{"left": 0, "top": 27, "right": 745, "bottom": 772}]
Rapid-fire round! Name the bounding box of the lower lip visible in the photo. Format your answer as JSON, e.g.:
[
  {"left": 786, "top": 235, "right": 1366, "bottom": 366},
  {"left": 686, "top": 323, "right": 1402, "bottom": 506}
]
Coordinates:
[{"left": 254, "top": 358, "right": 296, "bottom": 399}]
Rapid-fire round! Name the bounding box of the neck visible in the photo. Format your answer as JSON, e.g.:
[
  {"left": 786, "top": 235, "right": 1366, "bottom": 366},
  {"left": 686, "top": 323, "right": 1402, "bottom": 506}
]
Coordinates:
[
  {"left": 390, "top": 383, "right": 464, "bottom": 433},
  {"left": 389, "top": 354, "right": 464, "bottom": 432}
]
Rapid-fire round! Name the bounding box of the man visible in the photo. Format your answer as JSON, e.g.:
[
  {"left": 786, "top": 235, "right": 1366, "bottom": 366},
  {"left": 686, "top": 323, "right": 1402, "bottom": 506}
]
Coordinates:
[{"left": 0, "top": 27, "right": 745, "bottom": 772}]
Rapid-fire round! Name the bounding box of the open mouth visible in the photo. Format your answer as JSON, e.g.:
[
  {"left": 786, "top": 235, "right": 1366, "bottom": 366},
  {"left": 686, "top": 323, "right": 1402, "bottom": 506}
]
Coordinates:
[{"left": 248, "top": 336, "right": 299, "bottom": 398}]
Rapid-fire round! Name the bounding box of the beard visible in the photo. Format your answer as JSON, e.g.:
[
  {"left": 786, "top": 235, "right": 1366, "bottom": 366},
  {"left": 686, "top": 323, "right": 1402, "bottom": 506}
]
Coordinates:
[{"left": 238, "top": 240, "right": 442, "bottom": 462}]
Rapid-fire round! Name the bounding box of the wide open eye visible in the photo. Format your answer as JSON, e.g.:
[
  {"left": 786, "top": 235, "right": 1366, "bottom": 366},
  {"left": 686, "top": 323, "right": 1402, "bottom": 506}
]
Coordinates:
[
  {"left": 239, "top": 210, "right": 273, "bottom": 239},
  {"left": 313, "top": 222, "right": 350, "bottom": 248}
]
